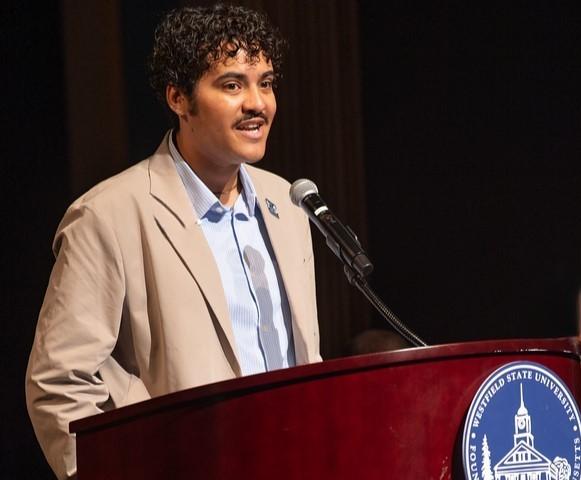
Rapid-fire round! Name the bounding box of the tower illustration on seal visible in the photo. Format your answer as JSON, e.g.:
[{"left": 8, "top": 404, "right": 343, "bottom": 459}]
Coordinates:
[{"left": 491, "top": 384, "right": 571, "bottom": 480}]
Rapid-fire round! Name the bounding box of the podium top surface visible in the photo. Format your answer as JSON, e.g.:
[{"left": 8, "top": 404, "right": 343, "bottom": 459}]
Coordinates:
[{"left": 70, "top": 337, "right": 581, "bottom": 435}]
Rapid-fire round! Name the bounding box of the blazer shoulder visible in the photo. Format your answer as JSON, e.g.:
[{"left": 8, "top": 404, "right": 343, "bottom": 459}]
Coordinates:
[
  {"left": 55, "top": 158, "right": 154, "bottom": 244},
  {"left": 66, "top": 132, "right": 175, "bottom": 218},
  {"left": 71, "top": 159, "right": 150, "bottom": 209}
]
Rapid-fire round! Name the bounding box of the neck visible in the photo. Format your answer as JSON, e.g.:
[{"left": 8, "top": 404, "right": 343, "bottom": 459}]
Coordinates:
[
  {"left": 211, "top": 175, "right": 241, "bottom": 207},
  {"left": 175, "top": 129, "right": 241, "bottom": 207}
]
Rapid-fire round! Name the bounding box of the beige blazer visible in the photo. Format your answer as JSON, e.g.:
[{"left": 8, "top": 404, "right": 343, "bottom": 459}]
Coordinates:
[{"left": 26, "top": 134, "right": 320, "bottom": 479}]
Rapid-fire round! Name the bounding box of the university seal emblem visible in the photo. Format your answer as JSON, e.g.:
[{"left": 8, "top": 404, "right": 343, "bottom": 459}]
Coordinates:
[{"left": 462, "top": 361, "right": 581, "bottom": 480}]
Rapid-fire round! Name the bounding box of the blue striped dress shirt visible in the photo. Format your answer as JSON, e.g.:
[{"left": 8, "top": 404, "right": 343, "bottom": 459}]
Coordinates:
[{"left": 169, "top": 134, "right": 295, "bottom": 375}]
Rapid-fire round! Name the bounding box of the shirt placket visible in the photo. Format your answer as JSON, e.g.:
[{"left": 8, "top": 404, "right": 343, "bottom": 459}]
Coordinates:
[{"left": 231, "top": 205, "right": 274, "bottom": 372}]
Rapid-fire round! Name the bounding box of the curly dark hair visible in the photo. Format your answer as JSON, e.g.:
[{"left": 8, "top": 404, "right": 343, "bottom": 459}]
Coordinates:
[{"left": 149, "top": 3, "right": 286, "bottom": 122}]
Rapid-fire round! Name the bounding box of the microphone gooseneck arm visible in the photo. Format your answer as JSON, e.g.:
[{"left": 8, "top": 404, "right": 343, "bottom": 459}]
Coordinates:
[{"left": 343, "top": 265, "right": 428, "bottom": 348}]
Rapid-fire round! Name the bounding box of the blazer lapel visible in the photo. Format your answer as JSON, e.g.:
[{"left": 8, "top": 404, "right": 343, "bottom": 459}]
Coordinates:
[
  {"left": 248, "top": 169, "right": 311, "bottom": 365},
  {"left": 147, "top": 135, "right": 241, "bottom": 376}
]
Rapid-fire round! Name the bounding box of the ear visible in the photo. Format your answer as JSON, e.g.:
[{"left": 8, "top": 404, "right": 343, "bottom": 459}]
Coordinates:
[{"left": 165, "top": 85, "right": 190, "bottom": 117}]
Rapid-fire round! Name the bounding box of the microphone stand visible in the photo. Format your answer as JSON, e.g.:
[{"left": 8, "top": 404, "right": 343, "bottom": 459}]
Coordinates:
[{"left": 343, "top": 262, "right": 428, "bottom": 348}]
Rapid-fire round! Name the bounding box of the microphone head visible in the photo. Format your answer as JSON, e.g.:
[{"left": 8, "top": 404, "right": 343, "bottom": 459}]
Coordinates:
[{"left": 290, "top": 178, "right": 318, "bottom": 206}]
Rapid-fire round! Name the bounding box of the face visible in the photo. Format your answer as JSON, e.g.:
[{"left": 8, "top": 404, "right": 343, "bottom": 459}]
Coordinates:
[{"left": 173, "top": 50, "right": 277, "bottom": 171}]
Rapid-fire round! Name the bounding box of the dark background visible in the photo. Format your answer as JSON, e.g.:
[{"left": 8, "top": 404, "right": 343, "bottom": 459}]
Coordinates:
[
  {"left": 2, "top": 1, "right": 580, "bottom": 478},
  {"left": 361, "top": 2, "right": 581, "bottom": 343}
]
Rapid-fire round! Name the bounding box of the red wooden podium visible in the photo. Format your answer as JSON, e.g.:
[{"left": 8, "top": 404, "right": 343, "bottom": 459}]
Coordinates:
[{"left": 70, "top": 338, "right": 581, "bottom": 479}]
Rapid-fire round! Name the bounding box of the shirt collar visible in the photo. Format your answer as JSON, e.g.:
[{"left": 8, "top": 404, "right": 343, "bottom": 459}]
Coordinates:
[{"left": 168, "top": 130, "right": 257, "bottom": 219}]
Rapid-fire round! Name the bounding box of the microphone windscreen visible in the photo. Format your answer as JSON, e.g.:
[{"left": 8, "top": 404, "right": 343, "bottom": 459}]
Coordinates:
[{"left": 289, "top": 178, "right": 318, "bottom": 206}]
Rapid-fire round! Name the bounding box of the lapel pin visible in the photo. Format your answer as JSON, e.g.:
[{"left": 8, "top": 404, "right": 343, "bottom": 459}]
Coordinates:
[{"left": 265, "top": 198, "right": 279, "bottom": 218}]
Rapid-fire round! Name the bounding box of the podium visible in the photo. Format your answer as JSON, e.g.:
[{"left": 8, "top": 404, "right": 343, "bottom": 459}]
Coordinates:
[{"left": 70, "top": 338, "right": 581, "bottom": 479}]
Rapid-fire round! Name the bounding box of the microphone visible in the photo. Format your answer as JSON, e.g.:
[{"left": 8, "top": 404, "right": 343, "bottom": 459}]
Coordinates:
[
  {"left": 290, "top": 179, "right": 373, "bottom": 278},
  {"left": 290, "top": 178, "right": 427, "bottom": 347}
]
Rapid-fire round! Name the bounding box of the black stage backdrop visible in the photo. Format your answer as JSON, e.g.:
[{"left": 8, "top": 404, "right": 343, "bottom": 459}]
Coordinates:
[
  {"left": 2, "top": 3, "right": 69, "bottom": 479},
  {"left": 2, "top": 1, "right": 581, "bottom": 478},
  {"left": 361, "top": 2, "right": 581, "bottom": 343}
]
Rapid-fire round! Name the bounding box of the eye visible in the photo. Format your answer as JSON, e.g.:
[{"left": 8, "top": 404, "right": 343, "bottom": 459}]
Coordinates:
[
  {"left": 223, "top": 82, "right": 241, "bottom": 92},
  {"left": 260, "top": 79, "right": 274, "bottom": 89}
]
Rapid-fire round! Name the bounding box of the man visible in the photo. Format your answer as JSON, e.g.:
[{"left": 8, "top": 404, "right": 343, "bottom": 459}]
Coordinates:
[{"left": 26, "top": 5, "right": 320, "bottom": 479}]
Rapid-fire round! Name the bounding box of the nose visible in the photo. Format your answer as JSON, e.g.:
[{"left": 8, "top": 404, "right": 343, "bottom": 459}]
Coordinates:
[{"left": 242, "top": 85, "right": 267, "bottom": 114}]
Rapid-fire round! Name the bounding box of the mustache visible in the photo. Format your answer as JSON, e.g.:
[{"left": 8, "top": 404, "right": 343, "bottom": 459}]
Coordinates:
[{"left": 233, "top": 112, "right": 268, "bottom": 127}]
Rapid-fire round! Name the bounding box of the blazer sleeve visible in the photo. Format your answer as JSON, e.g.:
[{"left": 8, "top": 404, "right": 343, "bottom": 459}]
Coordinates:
[
  {"left": 271, "top": 169, "right": 321, "bottom": 363},
  {"left": 300, "top": 208, "right": 322, "bottom": 362},
  {"left": 26, "top": 204, "right": 125, "bottom": 480}
]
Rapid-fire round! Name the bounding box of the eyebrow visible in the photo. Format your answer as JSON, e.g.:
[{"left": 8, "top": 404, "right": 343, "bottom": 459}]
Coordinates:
[{"left": 214, "top": 70, "right": 276, "bottom": 83}]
